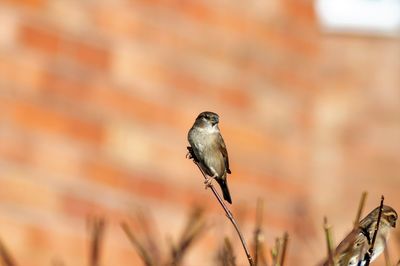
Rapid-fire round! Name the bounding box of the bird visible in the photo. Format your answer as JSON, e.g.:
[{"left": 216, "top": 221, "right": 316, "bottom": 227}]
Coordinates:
[
  {"left": 187, "top": 111, "right": 232, "bottom": 204},
  {"left": 323, "top": 205, "right": 397, "bottom": 266}
]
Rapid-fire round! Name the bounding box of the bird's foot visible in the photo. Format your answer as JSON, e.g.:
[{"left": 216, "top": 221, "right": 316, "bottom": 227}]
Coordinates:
[
  {"left": 186, "top": 146, "right": 198, "bottom": 162},
  {"left": 204, "top": 175, "right": 217, "bottom": 189}
]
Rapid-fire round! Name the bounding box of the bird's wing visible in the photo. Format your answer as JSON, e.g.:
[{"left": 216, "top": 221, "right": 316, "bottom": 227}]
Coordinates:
[
  {"left": 217, "top": 133, "right": 231, "bottom": 174},
  {"left": 334, "top": 229, "right": 369, "bottom": 266}
]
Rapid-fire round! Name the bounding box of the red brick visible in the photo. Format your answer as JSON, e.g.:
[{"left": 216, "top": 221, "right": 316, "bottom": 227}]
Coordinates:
[
  {"left": 1, "top": 1, "right": 400, "bottom": 265},
  {"left": 0, "top": 128, "right": 32, "bottom": 164},
  {"left": 19, "top": 23, "right": 110, "bottom": 71},
  {"left": 39, "top": 70, "right": 190, "bottom": 130},
  {"left": 40, "top": 70, "right": 92, "bottom": 100},
  {"left": 4, "top": 0, "right": 46, "bottom": 8},
  {"left": 61, "top": 194, "right": 124, "bottom": 221},
  {"left": 161, "top": 70, "right": 206, "bottom": 95},
  {"left": 0, "top": 52, "right": 44, "bottom": 93},
  {"left": 81, "top": 159, "right": 207, "bottom": 207},
  {"left": 282, "top": 0, "right": 316, "bottom": 25},
  {"left": 122, "top": 2, "right": 318, "bottom": 57},
  {"left": 216, "top": 87, "right": 252, "bottom": 109},
  {"left": 0, "top": 175, "right": 60, "bottom": 214},
  {"left": 19, "top": 24, "right": 61, "bottom": 55},
  {"left": 71, "top": 41, "right": 110, "bottom": 71},
  {"left": 5, "top": 98, "right": 104, "bottom": 145}
]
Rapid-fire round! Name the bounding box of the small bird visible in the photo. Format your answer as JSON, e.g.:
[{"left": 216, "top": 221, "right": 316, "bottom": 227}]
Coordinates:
[
  {"left": 323, "top": 205, "right": 397, "bottom": 266},
  {"left": 187, "top": 111, "right": 232, "bottom": 204}
]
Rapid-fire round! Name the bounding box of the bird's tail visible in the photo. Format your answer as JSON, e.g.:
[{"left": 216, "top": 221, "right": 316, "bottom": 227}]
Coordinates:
[{"left": 217, "top": 178, "right": 232, "bottom": 204}]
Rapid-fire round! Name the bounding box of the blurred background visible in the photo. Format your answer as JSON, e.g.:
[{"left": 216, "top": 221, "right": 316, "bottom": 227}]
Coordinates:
[{"left": 0, "top": 0, "right": 399, "bottom": 265}]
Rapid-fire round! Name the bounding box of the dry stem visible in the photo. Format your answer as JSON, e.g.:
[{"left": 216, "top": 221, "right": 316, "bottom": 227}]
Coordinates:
[
  {"left": 279, "top": 232, "right": 289, "bottom": 266},
  {"left": 188, "top": 147, "right": 254, "bottom": 266},
  {"left": 0, "top": 237, "right": 16, "bottom": 266},
  {"left": 253, "top": 199, "right": 266, "bottom": 266},
  {"left": 354, "top": 191, "right": 368, "bottom": 229},
  {"left": 121, "top": 223, "right": 154, "bottom": 266},
  {"left": 87, "top": 217, "right": 106, "bottom": 266},
  {"left": 323, "top": 217, "right": 334, "bottom": 266},
  {"left": 364, "top": 196, "right": 385, "bottom": 266},
  {"left": 169, "top": 207, "right": 207, "bottom": 265},
  {"left": 218, "top": 237, "right": 237, "bottom": 266},
  {"left": 271, "top": 238, "right": 280, "bottom": 266}
]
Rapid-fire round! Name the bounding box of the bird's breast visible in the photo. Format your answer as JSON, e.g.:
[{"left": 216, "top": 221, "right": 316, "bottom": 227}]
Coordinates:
[{"left": 190, "top": 128, "right": 218, "bottom": 147}]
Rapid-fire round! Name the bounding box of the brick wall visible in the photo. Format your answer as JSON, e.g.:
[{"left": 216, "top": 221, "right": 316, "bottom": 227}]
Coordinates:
[{"left": 0, "top": 0, "right": 399, "bottom": 265}]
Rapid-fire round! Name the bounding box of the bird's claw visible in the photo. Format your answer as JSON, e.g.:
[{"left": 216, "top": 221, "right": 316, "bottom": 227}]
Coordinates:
[
  {"left": 204, "top": 178, "right": 212, "bottom": 189},
  {"left": 186, "top": 146, "right": 198, "bottom": 161},
  {"left": 204, "top": 175, "right": 217, "bottom": 189}
]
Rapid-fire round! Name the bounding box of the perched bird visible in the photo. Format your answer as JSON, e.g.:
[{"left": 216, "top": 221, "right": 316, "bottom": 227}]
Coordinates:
[
  {"left": 323, "top": 205, "right": 397, "bottom": 266},
  {"left": 187, "top": 111, "right": 232, "bottom": 204}
]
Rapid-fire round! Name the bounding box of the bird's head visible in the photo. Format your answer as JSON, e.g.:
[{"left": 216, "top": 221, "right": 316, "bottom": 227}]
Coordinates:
[
  {"left": 361, "top": 205, "right": 398, "bottom": 229},
  {"left": 196, "top": 111, "right": 220, "bottom": 127},
  {"left": 381, "top": 206, "right": 398, "bottom": 228}
]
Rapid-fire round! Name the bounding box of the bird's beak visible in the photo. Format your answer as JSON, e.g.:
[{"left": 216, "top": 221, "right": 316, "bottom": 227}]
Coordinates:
[{"left": 211, "top": 117, "right": 219, "bottom": 126}]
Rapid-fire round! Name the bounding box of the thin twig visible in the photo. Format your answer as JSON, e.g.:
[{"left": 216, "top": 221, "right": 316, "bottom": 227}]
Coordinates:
[
  {"left": 217, "top": 237, "right": 237, "bottom": 266},
  {"left": 273, "top": 238, "right": 282, "bottom": 266},
  {"left": 188, "top": 147, "right": 254, "bottom": 266},
  {"left": 134, "top": 210, "right": 161, "bottom": 263},
  {"left": 170, "top": 207, "right": 207, "bottom": 265},
  {"left": 87, "top": 217, "right": 106, "bottom": 266},
  {"left": 323, "top": 217, "right": 334, "bottom": 266},
  {"left": 279, "top": 232, "right": 289, "bottom": 266},
  {"left": 364, "top": 195, "right": 385, "bottom": 266},
  {"left": 0, "top": 237, "right": 16, "bottom": 266},
  {"left": 121, "top": 223, "right": 154, "bottom": 266},
  {"left": 354, "top": 192, "right": 368, "bottom": 229},
  {"left": 270, "top": 245, "right": 276, "bottom": 266},
  {"left": 253, "top": 198, "right": 264, "bottom": 266}
]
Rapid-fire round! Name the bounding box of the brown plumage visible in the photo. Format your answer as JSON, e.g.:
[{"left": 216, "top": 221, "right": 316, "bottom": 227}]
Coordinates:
[
  {"left": 323, "top": 205, "right": 397, "bottom": 266},
  {"left": 188, "top": 111, "right": 232, "bottom": 204}
]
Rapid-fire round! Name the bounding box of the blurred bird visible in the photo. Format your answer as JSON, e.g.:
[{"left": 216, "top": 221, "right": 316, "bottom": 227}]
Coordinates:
[
  {"left": 187, "top": 111, "right": 232, "bottom": 204},
  {"left": 323, "top": 205, "right": 397, "bottom": 266}
]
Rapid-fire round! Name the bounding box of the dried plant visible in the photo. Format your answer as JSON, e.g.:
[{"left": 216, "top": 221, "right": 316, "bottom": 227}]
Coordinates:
[
  {"left": 135, "top": 210, "right": 162, "bottom": 263},
  {"left": 87, "top": 216, "right": 106, "bottom": 266},
  {"left": 270, "top": 233, "right": 289, "bottom": 266},
  {"left": 0, "top": 237, "right": 16, "bottom": 266},
  {"left": 217, "top": 237, "right": 236, "bottom": 266},
  {"left": 353, "top": 191, "right": 368, "bottom": 229},
  {"left": 280, "top": 232, "right": 289, "bottom": 266},
  {"left": 169, "top": 207, "right": 207, "bottom": 266},
  {"left": 122, "top": 206, "right": 207, "bottom": 266},
  {"left": 323, "top": 216, "right": 334, "bottom": 266},
  {"left": 121, "top": 222, "right": 155, "bottom": 266},
  {"left": 253, "top": 199, "right": 268, "bottom": 266}
]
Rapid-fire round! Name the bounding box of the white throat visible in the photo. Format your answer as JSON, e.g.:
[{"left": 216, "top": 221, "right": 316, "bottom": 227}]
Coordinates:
[{"left": 199, "top": 123, "right": 220, "bottom": 134}]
